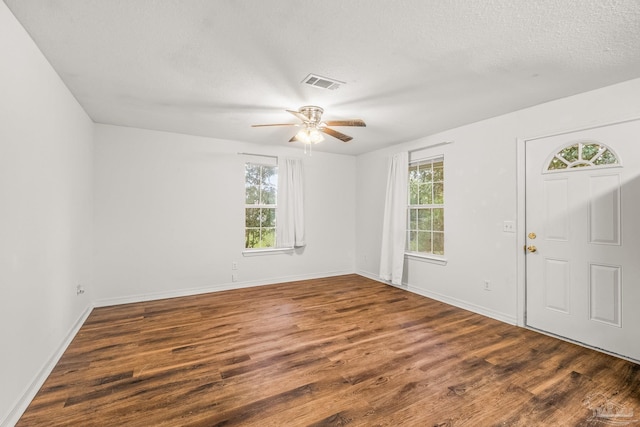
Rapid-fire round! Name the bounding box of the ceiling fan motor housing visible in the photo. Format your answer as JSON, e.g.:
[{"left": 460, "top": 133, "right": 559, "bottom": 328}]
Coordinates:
[
  {"left": 299, "top": 106, "right": 324, "bottom": 124},
  {"left": 252, "top": 105, "right": 363, "bottom": 144}
]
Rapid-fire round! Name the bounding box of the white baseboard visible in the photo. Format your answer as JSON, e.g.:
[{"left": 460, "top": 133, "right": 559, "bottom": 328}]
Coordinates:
[
  {"left": 4, "top": 270, "right": 355, "bottom": 426},
  {"left": 356, "top": 269, "right": 517, "bottom": 325},
  {"left": 404, "top": 285, "right": 517, "bottom": 325},
  {"left": 356, "top": 269, "right": 384, "bottom": 283},
  {"left": 2, "top": 304, "right": 94, "bottom": 427},
  {"left": 6, "top": 269, "right": 515, "bottom": 427},
  {"left": 94, "top": 270, "right": 354, "bottom": 307}
]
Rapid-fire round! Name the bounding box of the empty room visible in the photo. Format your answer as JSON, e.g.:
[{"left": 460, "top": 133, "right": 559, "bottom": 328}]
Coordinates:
[{"left": 2, "top": 1, "right": 640, "bottom": 426}]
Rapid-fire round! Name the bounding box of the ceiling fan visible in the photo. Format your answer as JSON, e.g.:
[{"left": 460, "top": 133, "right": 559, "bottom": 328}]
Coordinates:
[{"left": 252, "top": 106, "right": 366, "bottom": 144}]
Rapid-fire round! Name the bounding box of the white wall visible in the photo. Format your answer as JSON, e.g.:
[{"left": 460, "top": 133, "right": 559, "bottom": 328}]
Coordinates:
[
  {"left": 0, "top": 2, "right": 94, "bottom": 425},
  {"left": 356, "top": 77, "right": 640, "bottom": 324},
  {"left": 93, "top": 124, "right": 356, "bottom": 304},
  {"left": 3, "top": 0, "right": 640, "bottom": 421}
]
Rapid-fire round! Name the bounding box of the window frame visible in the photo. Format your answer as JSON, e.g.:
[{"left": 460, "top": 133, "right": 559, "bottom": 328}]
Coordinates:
[
  {"left": 544, "top": 141, "right": 621, "bottom": 173},
  {"left": 405, "top": 155, "right": 446, "bottom": 263},
  {"left": 244, "top": 160, "right": 278, "bottom": 251}
]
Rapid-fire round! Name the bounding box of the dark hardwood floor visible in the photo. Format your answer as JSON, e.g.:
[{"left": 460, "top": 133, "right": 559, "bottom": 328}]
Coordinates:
[{"left": 17, "top": 274, "right": 640, "bottom": 426}]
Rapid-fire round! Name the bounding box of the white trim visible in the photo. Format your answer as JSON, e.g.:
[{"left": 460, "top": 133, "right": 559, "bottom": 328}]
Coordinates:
[
  {"left": 242, "top": 247, "right": 294, "bottom": 256},
  {"left": 405, "top": 252, "right": 448, "bottom": 266},
  {"left": 240, "top": 153, "right": 278, "bottom": 166},
  {"left": 403, "top": 284, "right": 517, "bottom": 325},
  {"left": 544, "top": 163, "right": 622, "bottom": 175},
  {"left": 526, "top": 326, "right": 640, "bottom": 365},
  {"left": 409, "top": 153, "right": 445, "bottom": 165},
  {"left": 406, "top": 156, "right": 445, "bottom": 258},
  {"left": 408, "top": 141, "right": 453, "bottom": 161},
  {"left": 93, "top": 270, "right": 353, "bottom": 308},
  {"left": 360, "top": 271, "right": 517, "bottom": 325},
  {"left": 516, "top": 115, "right": 640, "bottom": 329},
  {"left": 7, "top": 271, "right": 353, "bottom": 423},
  {"left": 2, "top": 304, "right": 93, "bottom": 427},
  {"left": 356, "top": 269, "right": 383, "bottom": 282},
  {"left": 541, "top": 141, "right": 622, "bottom": 174},
  {"left": 516, "top": 137, "right": 527, "bottom": 327},
  {"left": 237, "top": 152, "right": 278, "bottom": 160}
]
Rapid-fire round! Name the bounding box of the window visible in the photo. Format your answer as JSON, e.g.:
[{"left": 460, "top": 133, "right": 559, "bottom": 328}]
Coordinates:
[
  {"left": 245, "top": 162, "right": 278, "bottom": 249},
  {"left": 407, "top": 157, "right": 444, "bottom": 256},
  {"left": 547, "top": 142, "right": 619, "bottom": 171}
]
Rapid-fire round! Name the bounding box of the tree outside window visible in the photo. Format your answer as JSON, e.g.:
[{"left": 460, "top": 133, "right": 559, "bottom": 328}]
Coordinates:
[
  {"left": 407, "top": 157, "right": 444, "bottom": 255},
  {"left": 245, "top": 163, "right": 277, "bottom": 249}
]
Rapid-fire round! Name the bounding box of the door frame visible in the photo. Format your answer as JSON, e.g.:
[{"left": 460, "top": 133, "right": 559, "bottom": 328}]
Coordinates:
[{"left": 515, "top": 116, "right": 640, "bottom": 328}]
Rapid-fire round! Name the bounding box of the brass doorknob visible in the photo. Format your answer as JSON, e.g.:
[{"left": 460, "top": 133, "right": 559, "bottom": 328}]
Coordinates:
[{"left": 527, "top": 245, "right": 537, "bottom": 253}]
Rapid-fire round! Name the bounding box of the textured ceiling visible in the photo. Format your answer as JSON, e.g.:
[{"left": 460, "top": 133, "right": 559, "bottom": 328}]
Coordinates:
[{"left": 5, "top": 0, "right": 640, "bottom": 155}]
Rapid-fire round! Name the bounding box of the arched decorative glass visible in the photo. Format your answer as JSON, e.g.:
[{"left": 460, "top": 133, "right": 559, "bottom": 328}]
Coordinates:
[{"left": 547, "top": 142, "right": 619, "bottom": 171}]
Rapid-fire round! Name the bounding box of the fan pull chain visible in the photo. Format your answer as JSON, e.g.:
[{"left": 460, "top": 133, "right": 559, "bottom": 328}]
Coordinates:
[{"left": 304, "top": 142, "right": 313, "bottom": 156}]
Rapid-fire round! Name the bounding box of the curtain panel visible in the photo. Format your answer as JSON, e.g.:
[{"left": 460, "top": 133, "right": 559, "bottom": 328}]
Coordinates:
[
  {"left": 277, "top": 157, "right": 305, "bottom": 248},
  {"left": 379, "top": 152, "right": 408, "bottom": 285}
]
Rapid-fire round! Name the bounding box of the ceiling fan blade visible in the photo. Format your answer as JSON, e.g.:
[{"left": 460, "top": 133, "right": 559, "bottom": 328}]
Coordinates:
[
  {"left": 288, "top": 134, "right": 300, "bottom": 142},
  {"left": 286, "top": 109, "right": 310, "bottom": 122},
  {"left": 251, "top": 123, "right": 297, "bottom": 127},
  {"left": 324, "top": 119, "right": 366, "bottom": 127},
  {"left": 321, "top": 127, "right": 353, "bottom": 143}
]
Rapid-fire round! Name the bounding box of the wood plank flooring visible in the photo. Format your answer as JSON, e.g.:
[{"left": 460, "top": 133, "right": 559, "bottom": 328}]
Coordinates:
[{"left": 17, "top": 274, "right": 640, "bottom": 426}]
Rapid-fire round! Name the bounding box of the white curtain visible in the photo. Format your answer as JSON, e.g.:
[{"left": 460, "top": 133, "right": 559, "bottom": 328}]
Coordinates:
[
  {"left": 277, "top": 157, "right": 305, "bottom": 248},
  {"left": 379, "top": 152, "right": 408, "bottom": 285}
]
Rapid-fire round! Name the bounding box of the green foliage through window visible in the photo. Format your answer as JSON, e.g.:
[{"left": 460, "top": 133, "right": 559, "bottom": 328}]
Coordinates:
[
  {"left": 407, "top": 157, "right": 444, "bottom": 256},
  {"left": 547, "top": 142, "right": 619, "bottom": 171},
  {"left": 245, "top": 163, "right": 277, "bottom": 249}
]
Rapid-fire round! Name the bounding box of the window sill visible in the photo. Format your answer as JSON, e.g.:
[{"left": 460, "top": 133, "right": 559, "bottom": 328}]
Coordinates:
[
  {"left": 405, "top": 252, "right": 448, "bottom": 266},
  {"left": 242, "top": 247, "right": 294, "bottom": 257}
]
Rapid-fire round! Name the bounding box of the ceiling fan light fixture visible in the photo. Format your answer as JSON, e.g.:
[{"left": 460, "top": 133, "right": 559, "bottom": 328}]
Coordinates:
[
  {"left": 252, "top": 105, "right": 364, "bottom": 146},
  {"left": 309, "top": 128, "right": 324, "bottom": 144},
  {"left": 296, "top": 127, "right": 324, "bottom": 144}
]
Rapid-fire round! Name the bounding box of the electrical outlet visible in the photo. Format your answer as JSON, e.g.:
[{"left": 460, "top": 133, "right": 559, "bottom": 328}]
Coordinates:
[
  {"left": 232, "top": 262, "right": 238, "bottom": 270},
  {"left": 76, "top": 284, "right": 85, "bottom": 295},
  {"left": 503, "top": 221, "right": 516, "bottom": 233},
  {"left": 232, "top": 273, "right": 238, "bottom": 282},
  {"left": 483, "top": 280, "right": 491, "bottom": 291}
]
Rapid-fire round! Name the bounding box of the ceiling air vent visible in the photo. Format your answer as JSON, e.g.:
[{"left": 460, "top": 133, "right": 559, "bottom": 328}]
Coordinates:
[{"left": 302, "top": 74, "right": 344, "bottom": 90}]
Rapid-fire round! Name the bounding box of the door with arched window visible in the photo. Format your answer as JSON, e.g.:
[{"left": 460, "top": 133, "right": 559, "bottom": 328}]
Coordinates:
[{"left": 525, "top": 119, "right": 640, "bottom": 362}]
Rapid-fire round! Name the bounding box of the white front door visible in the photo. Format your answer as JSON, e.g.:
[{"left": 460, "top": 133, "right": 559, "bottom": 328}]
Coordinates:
[{"left": 525, "top": 119, "right": 640, "bottom": 362}]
